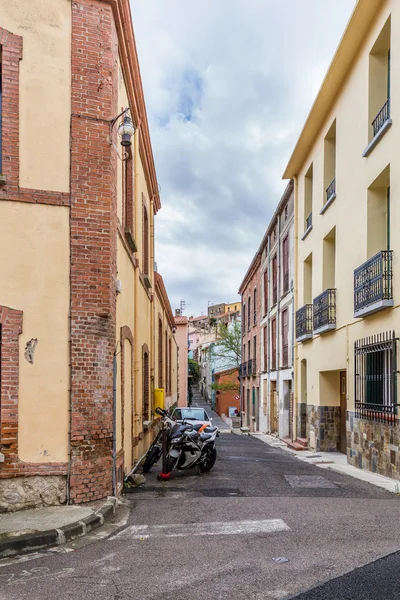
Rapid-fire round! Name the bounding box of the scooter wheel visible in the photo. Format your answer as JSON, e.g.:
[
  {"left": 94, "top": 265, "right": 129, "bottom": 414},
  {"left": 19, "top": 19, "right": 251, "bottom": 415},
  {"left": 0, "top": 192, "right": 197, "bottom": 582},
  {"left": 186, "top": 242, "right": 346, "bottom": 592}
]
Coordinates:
[{"left": 142, "top": 447, "right": 161, "bottom": 473}]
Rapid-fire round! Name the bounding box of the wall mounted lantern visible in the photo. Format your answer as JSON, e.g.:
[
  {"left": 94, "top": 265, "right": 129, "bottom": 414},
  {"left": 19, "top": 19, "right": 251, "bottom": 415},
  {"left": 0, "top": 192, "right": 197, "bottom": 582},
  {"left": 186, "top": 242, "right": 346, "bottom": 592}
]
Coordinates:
[{"left": 109, "top": 107, "right": 135, "bottom": 149}]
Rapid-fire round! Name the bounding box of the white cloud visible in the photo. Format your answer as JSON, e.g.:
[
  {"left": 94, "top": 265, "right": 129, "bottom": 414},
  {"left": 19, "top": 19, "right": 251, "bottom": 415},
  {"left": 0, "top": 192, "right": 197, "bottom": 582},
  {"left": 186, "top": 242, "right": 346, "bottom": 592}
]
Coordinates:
[{"left": 131, "top": 0, "right": 356, "bottom": 317}]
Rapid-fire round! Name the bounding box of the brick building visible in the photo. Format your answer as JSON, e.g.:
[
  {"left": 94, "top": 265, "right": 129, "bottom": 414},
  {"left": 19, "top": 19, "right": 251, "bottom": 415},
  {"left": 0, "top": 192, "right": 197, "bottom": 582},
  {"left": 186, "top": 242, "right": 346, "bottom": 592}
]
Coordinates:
[
  {"left": 238, "top": 255, "right": 262, "bottom": 430},
  {"left": 0, "top": 0, "right": 177, "bottom": 511}
]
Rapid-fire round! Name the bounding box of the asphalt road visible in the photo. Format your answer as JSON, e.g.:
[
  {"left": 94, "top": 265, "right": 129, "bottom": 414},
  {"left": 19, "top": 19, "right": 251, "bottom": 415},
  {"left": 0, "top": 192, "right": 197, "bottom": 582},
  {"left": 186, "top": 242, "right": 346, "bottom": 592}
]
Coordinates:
[{"left": 1, "top": 432, "right": 400, "bottom": 600}]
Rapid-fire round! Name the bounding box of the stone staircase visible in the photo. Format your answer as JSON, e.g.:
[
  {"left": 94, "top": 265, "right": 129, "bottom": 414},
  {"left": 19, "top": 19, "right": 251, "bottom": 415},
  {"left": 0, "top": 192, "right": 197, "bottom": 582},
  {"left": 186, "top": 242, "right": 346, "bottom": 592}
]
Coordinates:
[{"left": 281, "top": 437, "right": 308, "bottom": 451}]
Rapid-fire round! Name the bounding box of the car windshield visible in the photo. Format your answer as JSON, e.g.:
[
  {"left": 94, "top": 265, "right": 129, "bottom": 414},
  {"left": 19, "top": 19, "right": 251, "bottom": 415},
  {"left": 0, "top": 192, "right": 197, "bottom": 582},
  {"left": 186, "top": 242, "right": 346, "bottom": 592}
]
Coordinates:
[{"left": 174, "top": 408, "right": 208, "bottom": 421}]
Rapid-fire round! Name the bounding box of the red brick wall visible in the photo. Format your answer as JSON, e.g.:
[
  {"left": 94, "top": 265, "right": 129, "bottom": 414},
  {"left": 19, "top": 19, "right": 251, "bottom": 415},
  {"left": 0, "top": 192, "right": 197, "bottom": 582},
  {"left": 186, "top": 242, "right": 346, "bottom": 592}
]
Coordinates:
[
  {"left": 69, "top": 0, "right": 119, "bottom": 503},
  {"left": 215, "top": 370, "right": 240, "bottom": 417}
]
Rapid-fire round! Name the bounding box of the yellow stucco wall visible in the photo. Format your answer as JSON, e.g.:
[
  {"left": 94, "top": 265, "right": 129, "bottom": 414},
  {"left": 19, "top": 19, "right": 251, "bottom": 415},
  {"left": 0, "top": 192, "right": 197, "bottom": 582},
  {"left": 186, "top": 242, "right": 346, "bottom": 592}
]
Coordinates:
[
  {"left": 154, "top": 292, "right": 179, "bottom": 410},
  {"left": 0, "top": 0, "right": 71, "bottom": 192},
  {"left": 0, "top": 201, "right": 69, "bottom": 462},
  {"left": 295, "top": 0, "right": 400, "bottom": 412},
  {"left": 115, "top": 236, "right": 136, "bottom": 472}
]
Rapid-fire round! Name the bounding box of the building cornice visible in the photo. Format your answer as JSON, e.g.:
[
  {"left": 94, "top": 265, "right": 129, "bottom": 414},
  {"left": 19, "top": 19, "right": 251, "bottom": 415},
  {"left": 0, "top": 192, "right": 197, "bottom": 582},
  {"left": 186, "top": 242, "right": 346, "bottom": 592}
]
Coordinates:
[
  {"left": 283, "top": 0, "right": 384, "bottom": 179},
  {"left": 238, "top": 252, "right": 261, "bottom": 295},
  {"left": 103, "top": 0, "right": 161, "bottom": 213},
  {"left": 154, "top": 272, "right": 175, "bottom": 329}
]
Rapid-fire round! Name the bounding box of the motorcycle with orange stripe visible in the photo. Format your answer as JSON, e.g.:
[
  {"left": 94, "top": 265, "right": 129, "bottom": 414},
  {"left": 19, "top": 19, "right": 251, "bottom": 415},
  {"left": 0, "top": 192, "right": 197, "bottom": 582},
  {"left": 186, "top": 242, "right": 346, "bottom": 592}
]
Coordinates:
[{"left": 154, "top": 407, "right": 219, "bottom": 480}]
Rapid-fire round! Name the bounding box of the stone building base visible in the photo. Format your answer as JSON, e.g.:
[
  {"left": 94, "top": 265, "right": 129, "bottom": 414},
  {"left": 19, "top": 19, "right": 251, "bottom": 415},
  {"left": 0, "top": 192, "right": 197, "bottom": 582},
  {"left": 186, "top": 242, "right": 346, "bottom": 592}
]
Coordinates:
[
  {"left": 307, "top": 405, "right": 341, "bottom": 452},
  {"left": 0, "top": 476, "right": 67, "bottom": 513},
  {"left": 297, "top": 402, "right": 307, "bottom": 439},
  {"left": 347, "top": 412, "right": 400, "bottom": 480}
]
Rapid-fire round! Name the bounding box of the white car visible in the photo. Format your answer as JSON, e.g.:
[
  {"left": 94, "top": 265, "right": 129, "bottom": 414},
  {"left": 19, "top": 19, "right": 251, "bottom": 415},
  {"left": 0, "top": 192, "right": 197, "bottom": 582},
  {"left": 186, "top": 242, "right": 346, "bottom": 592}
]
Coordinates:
[{"left": 169, "top": 407, "right": 213, "bottom": 428}]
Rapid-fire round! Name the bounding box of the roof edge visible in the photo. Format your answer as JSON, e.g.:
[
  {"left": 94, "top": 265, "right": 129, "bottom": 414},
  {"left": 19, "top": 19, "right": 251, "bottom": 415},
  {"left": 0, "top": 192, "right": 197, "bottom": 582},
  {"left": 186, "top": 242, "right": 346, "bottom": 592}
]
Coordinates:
[{"left": 283, "top": 0, "right": 383, "bottom": 179}]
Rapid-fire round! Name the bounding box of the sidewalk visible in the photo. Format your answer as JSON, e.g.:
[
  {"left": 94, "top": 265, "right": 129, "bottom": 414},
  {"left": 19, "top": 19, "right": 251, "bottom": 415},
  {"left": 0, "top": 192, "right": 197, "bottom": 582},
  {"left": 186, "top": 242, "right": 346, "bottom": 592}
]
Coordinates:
[
  {"left": 247, "top": 432, "right": 400, "bottom": 495},
  {"left": 0, "top": 496, "right": 118, "bottom": 559}
]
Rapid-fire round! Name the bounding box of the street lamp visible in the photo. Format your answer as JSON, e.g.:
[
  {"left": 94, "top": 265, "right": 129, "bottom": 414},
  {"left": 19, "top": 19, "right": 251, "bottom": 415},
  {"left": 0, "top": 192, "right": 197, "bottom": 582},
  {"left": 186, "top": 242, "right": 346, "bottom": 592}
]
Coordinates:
[
  {"left": 118, "top": 113, "right": 135, "bottom": 147},
  {"left": 109, "top": 107, "right": 135, "bottom": 149}
]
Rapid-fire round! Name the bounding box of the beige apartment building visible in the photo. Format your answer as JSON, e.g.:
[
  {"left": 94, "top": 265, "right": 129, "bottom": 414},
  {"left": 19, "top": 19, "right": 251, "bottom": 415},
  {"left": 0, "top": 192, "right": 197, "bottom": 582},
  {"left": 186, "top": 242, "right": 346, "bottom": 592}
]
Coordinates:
[
  {"left": 285, "top": 0, "right": 400, "bottom": 478},
  {"left": 0, "top": 0, "right": 178, "bottom": 511}
]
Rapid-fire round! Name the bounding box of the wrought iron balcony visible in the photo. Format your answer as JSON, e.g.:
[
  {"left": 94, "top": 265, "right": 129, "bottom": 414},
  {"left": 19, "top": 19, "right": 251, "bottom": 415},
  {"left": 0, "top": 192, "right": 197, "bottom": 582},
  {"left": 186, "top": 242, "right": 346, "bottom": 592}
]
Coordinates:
[
  {"left": 313, "top": 289, "right": 336, "bottom": 334},
  {"left": 354, "top": 250, "right": 393, "bottom": 318},
  {"left": 296, "top": 304, "right": 313, "bottom": 342},
  {"left": 372, "top": 98, "right": 390, "bottom": 138},
  {"left": 326, "top": 178, "right": 336, "bottom": 203},
  {"left": 246, "top": 359, "right": 256, "bottom": 376},
  {"left": 239, "top": 362, "right": 247, "bottom": 377}
]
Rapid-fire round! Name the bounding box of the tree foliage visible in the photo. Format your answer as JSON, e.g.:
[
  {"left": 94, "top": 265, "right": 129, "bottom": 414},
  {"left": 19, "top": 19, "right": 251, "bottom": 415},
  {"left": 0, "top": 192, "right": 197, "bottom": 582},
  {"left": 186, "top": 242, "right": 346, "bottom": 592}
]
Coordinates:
[
  {"left": 188, "top": 358, "right": 200, "bottom": 384},
  {"left": 211, "top": 321, "right": 241, "bottom": 369}
]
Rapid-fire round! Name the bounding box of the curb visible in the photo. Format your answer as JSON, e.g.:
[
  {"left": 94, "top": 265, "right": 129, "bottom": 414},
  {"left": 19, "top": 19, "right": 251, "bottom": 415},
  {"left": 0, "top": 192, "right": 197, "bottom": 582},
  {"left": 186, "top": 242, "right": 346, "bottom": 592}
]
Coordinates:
[{"left": 0, "top": 496, "right": 118, "bottom": 559}]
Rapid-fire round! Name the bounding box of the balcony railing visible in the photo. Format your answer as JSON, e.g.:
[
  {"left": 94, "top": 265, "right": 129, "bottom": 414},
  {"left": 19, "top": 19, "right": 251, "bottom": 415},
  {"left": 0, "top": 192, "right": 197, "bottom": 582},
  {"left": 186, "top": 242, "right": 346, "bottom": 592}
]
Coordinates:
[
  {"left": 355, "top": 402, "right": 399, "bottom": 425},
  {"left": 372, "top": 98, "right": 390, "bottom": 138},
  {"left": 239, "top": 362, "right": 247, "bottom": 377},
  {"left": 313, "top": 289, "right": 336, "bottom": 334},
  {"left": 354, "top": 251, "right": 393, "bottom": 318},
  {"left": 326, "top": 178, "right": 336, "bottom": 203},
  {"left": 296, "top": 304, "right": 313, "bottom": 342},
  {"left": 247, "top": 358, "right": 256, "bottom": 376}
]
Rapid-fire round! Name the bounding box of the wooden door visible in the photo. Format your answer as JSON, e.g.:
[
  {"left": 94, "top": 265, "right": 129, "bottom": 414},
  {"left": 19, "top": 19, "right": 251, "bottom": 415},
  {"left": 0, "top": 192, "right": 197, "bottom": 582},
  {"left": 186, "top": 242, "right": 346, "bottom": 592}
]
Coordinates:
[{"left": 340, "top": 371, "right": 347, "bottom": 454}]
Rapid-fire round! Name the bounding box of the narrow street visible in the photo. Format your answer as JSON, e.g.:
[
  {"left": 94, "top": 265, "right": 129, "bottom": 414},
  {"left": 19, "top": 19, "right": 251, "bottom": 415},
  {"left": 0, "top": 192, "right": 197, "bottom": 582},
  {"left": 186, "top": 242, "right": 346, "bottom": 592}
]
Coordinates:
[{"left": 1, "top": 414, "right": 400, "bottom": 600}]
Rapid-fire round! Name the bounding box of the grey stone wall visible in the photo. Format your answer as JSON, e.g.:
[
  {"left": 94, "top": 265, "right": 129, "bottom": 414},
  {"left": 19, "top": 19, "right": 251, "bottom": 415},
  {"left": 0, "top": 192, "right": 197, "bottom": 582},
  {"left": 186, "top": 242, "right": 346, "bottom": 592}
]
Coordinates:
[
  {"left": 307, "top": 405, "right": 341, "bottom": 452},
  {"left": 297, "top": 402, "right": 307, "bottom": 438},
  {"left": 0, "top": 476, "right": 67, "bottom": 513},
  {"left": 347, "top": 412, "right": 400, "bottom": 480}
]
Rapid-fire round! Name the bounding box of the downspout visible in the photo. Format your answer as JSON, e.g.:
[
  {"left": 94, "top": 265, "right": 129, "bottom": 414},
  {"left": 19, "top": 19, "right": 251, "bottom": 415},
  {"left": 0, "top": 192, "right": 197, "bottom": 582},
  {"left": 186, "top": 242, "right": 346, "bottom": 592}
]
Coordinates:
[
  {"left": 112, "top": 351, "right": 117, "bottom": 495},
  {"left": 293, "top": 175, "right": 299, "bottom": 441}
]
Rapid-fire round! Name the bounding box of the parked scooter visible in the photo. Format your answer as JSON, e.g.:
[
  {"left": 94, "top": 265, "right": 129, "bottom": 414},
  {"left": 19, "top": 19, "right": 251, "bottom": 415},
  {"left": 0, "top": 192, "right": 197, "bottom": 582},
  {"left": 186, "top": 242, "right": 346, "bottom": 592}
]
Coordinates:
[
  {"left": 142, "top": 408, "right": 177, "bottom": 473},
  {"left": 158, "top": 413, "right": 218, "bottom": 479}
]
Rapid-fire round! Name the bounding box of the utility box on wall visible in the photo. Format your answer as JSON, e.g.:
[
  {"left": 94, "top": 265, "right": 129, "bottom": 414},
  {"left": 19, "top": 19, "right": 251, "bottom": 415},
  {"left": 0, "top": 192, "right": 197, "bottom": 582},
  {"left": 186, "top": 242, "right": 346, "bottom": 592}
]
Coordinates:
[{"left": 154, "top": 388, "right": 165, "bottom": 412}]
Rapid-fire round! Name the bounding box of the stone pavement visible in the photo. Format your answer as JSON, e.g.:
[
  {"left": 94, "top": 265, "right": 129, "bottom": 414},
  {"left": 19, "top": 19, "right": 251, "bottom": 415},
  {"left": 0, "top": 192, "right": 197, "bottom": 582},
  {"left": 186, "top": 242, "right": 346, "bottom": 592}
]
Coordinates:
[
  {"left": 249, "top": 432, "right": 400, "bottom": 494},
  {"left": 2, "top": 431, "right": 399, "bottom": 599}
]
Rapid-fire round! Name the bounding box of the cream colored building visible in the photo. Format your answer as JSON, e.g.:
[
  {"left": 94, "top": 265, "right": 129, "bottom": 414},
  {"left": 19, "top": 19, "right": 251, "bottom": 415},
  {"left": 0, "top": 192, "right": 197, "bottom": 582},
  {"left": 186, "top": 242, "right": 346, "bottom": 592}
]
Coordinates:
[
  {"left": 0, "top": 0, "right": 178, "bottom": 511},
  {"left": 285, "top": 0, "right": 400, "bottom": 478}
]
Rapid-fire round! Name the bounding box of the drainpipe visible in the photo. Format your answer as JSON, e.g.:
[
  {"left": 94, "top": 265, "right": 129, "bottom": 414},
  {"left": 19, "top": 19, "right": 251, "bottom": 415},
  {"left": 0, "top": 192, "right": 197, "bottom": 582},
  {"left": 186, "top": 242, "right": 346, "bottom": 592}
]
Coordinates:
[
  {"left": 112, "top": 351, "right": 117, "bottom": 495},
  {"left": 293, "top": 175, "right": 299, "bottom": 441}
]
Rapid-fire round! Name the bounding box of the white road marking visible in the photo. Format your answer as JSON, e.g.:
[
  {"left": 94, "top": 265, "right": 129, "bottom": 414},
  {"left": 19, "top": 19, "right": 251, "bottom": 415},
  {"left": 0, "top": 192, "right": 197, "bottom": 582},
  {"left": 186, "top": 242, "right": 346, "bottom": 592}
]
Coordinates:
[{"left": 112, "top": 518, "right": 290, "bottom": 540}]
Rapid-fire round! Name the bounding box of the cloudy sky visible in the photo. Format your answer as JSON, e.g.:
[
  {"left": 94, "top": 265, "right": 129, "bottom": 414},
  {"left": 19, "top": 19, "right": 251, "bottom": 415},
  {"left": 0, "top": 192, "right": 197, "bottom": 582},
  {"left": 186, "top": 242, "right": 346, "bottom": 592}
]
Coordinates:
[{"left": 132, "top": 0, "right": 355, "bottom": 318}]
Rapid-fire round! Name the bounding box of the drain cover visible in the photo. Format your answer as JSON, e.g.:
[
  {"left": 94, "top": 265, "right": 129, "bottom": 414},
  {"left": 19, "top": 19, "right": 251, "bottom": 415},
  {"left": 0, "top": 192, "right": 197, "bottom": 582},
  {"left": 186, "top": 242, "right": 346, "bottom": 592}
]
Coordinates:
[
  {"left": 273, "top": 557, "right": 289, "bottom": 563},
  {"left": 284, "top": 475, "right": 337, "bottom": 489}
]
